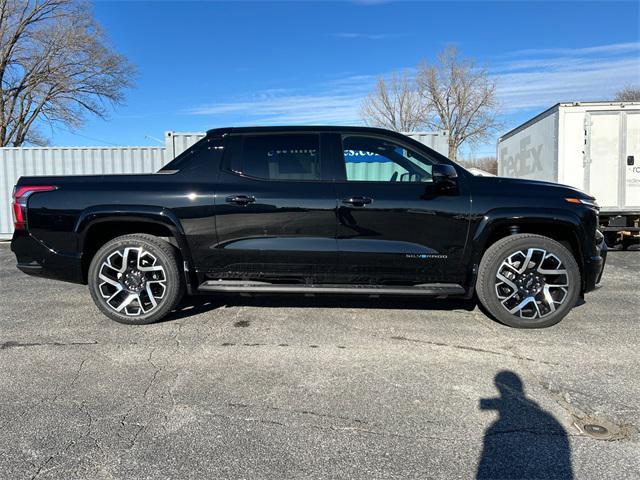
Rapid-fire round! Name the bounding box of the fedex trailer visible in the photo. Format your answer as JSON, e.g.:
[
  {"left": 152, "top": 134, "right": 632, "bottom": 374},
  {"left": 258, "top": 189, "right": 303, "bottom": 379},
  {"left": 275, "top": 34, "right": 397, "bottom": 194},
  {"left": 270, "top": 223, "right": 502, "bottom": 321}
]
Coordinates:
[{"left": 498, "top": 101, "right": 640, "bottom": 249}]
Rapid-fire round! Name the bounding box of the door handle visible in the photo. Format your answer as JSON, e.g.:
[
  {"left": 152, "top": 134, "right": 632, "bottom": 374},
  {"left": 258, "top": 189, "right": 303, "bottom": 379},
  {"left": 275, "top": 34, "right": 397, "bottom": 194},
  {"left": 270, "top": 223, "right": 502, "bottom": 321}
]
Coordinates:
[
  {"left": 226, "top": 195, "right": 256, "bottom": 205},
  {"left": 342, "top": 196, "right": 373, "bottom": 207}
]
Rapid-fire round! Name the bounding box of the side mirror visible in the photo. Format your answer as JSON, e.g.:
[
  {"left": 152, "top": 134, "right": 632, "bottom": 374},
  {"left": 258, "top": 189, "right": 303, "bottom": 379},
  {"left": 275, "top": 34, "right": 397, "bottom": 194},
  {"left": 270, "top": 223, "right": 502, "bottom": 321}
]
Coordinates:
[
  {"left": 432, "top": 164, "right": 458, "bottom": 182},
  {"left": 428, "top": 164, "right": 459, "bottom": 197}
]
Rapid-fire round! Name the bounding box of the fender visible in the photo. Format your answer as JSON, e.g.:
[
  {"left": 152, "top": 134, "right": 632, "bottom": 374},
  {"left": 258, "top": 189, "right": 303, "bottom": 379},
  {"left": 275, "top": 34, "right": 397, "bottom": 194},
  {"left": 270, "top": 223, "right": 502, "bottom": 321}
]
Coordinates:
[
  {"left": 74, "top": 205, "right": 197, "bottom": 293},
  {"left": 469, "top": 207, "right": 587, "bottom": 281}
]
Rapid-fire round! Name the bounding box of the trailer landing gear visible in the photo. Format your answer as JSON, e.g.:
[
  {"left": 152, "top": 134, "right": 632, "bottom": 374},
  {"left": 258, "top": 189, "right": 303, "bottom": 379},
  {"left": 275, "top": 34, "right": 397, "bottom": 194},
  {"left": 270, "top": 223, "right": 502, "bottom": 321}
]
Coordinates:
[{"left": 601, "top": 214, "right": 640, "bottom": 250}]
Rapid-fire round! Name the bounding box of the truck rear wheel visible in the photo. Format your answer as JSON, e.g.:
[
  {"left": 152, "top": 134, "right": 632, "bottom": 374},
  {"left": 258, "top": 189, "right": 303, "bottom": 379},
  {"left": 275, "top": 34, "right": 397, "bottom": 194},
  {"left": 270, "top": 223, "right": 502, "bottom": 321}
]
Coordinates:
[
  {"left": 476, "top": 234, "right": 580, "bottom": 328},
  {"left": 88, "top": 234, "right": 184, "bottom": 325}
]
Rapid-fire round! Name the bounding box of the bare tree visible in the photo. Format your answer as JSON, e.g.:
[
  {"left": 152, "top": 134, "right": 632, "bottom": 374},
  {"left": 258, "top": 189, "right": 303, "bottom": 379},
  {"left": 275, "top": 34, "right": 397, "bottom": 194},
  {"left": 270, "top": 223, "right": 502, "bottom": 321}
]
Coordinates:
[
  {"left": 416, "top": 46, "right": 500, "bottom": 161},
  {"left": 360, "top": 72, "right": 426, "bottom": 132},
  {"left": 0, "top": 0, "right": 135, "bottom": 146},
  {"left": 459, "top": 156, "right": 497, "bottom": 175},
  {"left": 614, "top": 86, "right": 640, "bottom": 102}
]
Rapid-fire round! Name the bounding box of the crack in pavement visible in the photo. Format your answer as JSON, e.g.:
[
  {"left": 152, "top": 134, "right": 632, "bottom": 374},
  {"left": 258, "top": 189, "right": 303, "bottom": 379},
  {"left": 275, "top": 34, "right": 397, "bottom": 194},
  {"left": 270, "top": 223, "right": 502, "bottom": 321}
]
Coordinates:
[
  {"left": 1, "top": 340, "right": 98, "bottom": 350},
  {"left": 169, "top": 323, "right": 184, "bottom": 349},
  {"left": 309, "top": 423, "right": 457, "bottom": 442},
  {"left": 2, "top": 357, "right": 89, "bottom": 430},
  {"left": 114, "top": 348, "right": 164, "bottom": 450},
  {"left": 110, "top": 348, "right": 163, "bottom": 452},
  {"left": 51, "top": 358, "right": 87, "bottom": 404},
  {"left": 116, "top": 405, "right": 144, "bottom": 450},
  {"left": 227, "top": 401, "right": 369, "bottom": 425},
  {"left": 200, "top": 407, "right": 453, "bottom": 442},
  {"left": 390, "top": 335, "right": 561, "bottom": 366},
  {"left": 143, "top": 349, "right": 162, "bottom": 399},
  {"left": 29, "top": 400, "right": 98, "bottom": 479}
]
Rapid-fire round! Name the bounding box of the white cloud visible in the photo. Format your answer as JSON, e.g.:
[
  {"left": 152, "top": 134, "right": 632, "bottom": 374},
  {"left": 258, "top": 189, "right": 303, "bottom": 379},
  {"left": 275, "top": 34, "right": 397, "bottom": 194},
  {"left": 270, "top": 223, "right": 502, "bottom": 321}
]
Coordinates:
[
  {"left": 187, "top": 92, "right": 365, "bottom": 125},
  {"left": 491, "top": 42, "right": 640, "bottom": 110},
  {"left": 500, "top": 42, "right": 640, "bottom": 58},
  {"left": 184, "top": 42, "right": 640, "bottom": 127},
  {"left": 330, "top": 32, "right": 403, "bottom": 40}
]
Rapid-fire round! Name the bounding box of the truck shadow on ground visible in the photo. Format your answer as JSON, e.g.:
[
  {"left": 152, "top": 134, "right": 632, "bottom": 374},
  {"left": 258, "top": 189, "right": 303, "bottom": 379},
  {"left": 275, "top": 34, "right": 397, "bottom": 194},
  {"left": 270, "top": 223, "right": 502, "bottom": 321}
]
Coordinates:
[
  {"left": 477, "top": 370, "right": 573, "bottom": 479},
  {"left": 165, "top": 295, "right": 478, "bottom": 322},
  {"left": 166, "top": 294, "right": 588, "bottom": 323}
]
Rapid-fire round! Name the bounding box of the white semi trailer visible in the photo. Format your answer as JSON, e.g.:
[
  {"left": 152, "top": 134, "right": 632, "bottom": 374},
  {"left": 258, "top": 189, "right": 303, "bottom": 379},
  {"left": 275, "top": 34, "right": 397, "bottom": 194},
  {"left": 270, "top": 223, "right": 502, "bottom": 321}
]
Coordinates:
[{"left": 497, "top": 101, "right": 640, "bottom": 249}]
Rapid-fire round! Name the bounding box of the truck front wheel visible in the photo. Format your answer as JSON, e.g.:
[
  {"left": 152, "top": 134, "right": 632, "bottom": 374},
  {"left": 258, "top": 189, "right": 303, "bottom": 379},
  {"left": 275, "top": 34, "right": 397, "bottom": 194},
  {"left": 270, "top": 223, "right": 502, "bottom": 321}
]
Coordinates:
[
  {"left": 88, "top": 234, "right": 184, "bottom": 325},
  {"left": 476, "top": 234, "right": 581, "bottom": 328}
]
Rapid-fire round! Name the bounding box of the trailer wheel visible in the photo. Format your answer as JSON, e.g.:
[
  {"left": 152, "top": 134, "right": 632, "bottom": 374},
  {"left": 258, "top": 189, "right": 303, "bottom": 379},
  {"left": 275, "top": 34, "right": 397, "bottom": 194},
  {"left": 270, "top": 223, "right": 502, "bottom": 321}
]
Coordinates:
[
  {"left": 621, "top": 238, "right": 634, "bottom": 251},
  {"left": 604, "top": 232, "right": 618, "bottom": 249}
]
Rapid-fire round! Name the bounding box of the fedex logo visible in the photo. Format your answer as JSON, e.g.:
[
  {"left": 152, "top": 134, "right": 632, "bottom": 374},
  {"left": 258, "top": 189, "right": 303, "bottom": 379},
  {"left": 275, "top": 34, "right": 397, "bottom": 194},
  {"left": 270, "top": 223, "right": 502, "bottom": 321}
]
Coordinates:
[{"left": 500, "top": 136, "right": 544, "bottom": 177}]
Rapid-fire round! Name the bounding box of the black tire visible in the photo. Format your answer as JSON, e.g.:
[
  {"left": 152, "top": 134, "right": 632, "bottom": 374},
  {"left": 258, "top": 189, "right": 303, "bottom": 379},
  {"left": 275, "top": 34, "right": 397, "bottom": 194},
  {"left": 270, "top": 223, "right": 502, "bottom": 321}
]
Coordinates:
[
  {"left": 88, "top": 234, "right": 184, "bottom": 324},
  {"left": 476, "top": 234, "right": 581, "bottom": 328}
]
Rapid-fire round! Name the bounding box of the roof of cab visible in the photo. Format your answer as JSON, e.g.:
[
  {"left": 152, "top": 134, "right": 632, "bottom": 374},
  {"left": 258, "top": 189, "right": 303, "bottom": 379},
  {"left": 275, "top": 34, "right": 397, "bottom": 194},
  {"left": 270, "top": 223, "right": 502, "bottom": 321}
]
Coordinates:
[{"left": 205, "top": 125, "right": 404, "bottom": 137}]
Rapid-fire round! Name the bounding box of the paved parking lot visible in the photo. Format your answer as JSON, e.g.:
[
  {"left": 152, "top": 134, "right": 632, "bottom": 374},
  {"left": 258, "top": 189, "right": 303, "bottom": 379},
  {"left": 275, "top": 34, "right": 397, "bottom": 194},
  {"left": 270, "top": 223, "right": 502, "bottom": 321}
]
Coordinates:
[{"left": 0, "top": 242, "right": 639, "bottom": 479}]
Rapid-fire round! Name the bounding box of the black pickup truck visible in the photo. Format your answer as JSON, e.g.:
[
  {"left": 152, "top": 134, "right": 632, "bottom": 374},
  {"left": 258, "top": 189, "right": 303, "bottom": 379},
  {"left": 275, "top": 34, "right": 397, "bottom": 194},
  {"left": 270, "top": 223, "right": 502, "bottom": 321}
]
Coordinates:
[{"left": 11, "top": 126, "right": 606, "bottom": 328}]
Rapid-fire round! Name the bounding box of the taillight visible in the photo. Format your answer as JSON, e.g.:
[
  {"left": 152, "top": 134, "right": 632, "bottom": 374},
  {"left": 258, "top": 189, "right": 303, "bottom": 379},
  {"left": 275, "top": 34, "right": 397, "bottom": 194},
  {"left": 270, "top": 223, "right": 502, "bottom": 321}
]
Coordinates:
[{"left": 11, "top": 185, "right": 57, "bottom": 231}]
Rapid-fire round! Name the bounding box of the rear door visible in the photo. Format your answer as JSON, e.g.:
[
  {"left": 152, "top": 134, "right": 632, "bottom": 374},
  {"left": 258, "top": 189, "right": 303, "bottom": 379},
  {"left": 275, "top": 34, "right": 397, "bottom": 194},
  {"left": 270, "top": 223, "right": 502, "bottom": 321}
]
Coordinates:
[
  {"left": 331, "top": 133, "right": 471, "bottom": 285},
  {"left": 211, "top": 132, "right": 338, "bottom": 283},
  {"left": 585, "top": 111, "right": 622, "bottom": 209},
  {"left": 586, "top": 110, "right": 640, "bottom": 210},
  {"left": 624, "top": 112, "right": 640, "bottom": 209}
]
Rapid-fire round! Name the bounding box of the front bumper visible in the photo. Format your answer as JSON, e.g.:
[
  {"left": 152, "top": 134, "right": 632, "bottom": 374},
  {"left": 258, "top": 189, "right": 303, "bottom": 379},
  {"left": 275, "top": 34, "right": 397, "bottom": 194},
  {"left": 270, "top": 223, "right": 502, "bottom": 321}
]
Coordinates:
[
  {"left": 584, "top": 233, "right": 607, "bottom": 293},
  {"left": 11, "top": 231, "right": 84, "bottom": 284}
]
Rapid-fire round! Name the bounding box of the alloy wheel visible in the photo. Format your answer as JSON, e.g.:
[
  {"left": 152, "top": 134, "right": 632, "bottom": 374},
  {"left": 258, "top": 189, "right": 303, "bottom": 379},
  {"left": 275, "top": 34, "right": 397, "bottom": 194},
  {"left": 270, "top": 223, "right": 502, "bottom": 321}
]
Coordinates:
[
  {"left": 494, "top": 248, "right": 569, "bottom": 319},
  {"left": 98, "top": 247, "right": 167, "bottom": 316}
]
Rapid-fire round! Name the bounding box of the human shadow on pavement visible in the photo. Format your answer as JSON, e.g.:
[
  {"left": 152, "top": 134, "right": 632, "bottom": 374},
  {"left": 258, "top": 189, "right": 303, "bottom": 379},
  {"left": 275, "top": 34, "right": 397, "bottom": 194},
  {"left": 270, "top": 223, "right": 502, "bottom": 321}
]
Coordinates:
[{"left": 477, "top": 371, "right": 573, "bottom": 480}]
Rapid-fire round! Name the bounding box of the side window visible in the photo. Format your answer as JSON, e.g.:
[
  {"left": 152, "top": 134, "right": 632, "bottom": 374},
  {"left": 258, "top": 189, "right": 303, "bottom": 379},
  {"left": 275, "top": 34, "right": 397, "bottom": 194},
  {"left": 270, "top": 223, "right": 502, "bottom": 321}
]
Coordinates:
[
  {"left": 342, "top": 135, "right": 434, "bottom": 183},
  {"left": 242, "top": 134, "right": 321, "bottom": 181},
  {"left": 161, "top": 137, "right": 224, "bottom": 173}
]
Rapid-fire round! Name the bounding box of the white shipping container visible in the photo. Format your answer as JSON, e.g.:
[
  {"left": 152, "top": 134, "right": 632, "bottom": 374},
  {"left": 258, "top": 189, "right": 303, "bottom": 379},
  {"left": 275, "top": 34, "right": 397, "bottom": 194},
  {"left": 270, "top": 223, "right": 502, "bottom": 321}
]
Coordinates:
[
  {"left": 0, "top": 146, "right": 168, "bottom": 239},
  {"left": 497, "top": 102, "right": 640, "bottom": 214}
]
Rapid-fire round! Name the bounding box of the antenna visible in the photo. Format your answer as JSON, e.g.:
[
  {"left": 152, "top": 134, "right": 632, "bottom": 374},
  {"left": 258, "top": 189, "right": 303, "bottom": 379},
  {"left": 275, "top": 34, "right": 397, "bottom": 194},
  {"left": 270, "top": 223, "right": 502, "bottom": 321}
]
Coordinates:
[{"left": 145, "top": 135, "right": 164, "bottom": 145}]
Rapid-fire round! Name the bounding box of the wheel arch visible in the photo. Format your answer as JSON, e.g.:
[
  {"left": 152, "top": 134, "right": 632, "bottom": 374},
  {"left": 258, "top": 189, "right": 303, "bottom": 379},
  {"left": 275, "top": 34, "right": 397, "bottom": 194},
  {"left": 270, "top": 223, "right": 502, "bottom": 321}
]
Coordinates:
[
  {"left": 75, "top": 206, "right": 195, "bottom": 291},
  {"left": 471, "top": 208, "right": 587, "bottom": 291}
]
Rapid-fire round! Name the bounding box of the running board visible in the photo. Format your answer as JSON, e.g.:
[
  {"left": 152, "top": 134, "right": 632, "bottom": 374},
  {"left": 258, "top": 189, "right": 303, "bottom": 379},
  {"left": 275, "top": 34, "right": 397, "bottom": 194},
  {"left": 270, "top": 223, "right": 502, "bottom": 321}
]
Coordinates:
[{"left": 198, "top": 280, "right": 466, "bottom": 296}]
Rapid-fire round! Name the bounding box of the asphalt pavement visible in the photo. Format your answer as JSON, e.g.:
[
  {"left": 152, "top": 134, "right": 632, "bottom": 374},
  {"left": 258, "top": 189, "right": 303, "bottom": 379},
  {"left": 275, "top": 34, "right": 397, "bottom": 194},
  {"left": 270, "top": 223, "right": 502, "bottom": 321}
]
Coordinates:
[{"left": 0, "top": 242, "right": 638, "bottom": 479}]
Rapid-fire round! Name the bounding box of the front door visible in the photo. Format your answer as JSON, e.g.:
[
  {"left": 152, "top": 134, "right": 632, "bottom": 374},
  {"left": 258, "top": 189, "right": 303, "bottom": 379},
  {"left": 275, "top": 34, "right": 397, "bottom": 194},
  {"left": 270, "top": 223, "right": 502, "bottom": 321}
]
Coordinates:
[
  {"left": 332, "top": 133, "right": 471, "bottom": 285},
  {"left": 211, "top": 132, "right": 338, "bottom": 283}
]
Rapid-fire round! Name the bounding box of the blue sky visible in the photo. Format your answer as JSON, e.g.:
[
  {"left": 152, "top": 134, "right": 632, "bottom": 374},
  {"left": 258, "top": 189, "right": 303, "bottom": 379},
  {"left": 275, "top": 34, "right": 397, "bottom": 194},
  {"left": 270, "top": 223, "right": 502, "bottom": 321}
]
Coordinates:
[{"left": 49, "top": 0, "right": 640, "bottom": 158}]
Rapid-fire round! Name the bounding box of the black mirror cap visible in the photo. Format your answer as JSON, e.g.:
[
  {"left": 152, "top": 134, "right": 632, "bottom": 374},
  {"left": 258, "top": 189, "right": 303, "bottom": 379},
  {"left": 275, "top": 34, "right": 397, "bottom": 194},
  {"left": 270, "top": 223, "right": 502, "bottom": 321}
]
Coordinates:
[{"left": 432, "top": 164, "right": 458, "bottom": 180}]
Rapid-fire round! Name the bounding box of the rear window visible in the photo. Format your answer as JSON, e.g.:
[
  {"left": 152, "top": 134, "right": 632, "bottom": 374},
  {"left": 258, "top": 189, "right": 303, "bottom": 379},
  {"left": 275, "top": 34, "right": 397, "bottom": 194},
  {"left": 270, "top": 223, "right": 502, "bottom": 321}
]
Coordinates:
[{"left": 241, "top": 134, "right": 321, "bottom": 181}]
